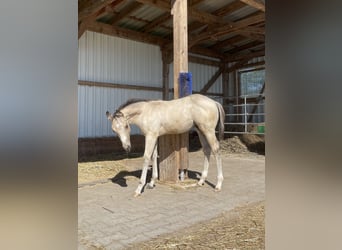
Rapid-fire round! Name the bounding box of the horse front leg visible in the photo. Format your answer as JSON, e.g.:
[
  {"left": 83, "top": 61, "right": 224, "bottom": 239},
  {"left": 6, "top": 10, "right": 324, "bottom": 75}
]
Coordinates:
[
  {"left": 147, "top": 143, "right": 158, "bottom": 189},
  {"left": 134, "top": 135, "right": 157, "bottom": 197}
]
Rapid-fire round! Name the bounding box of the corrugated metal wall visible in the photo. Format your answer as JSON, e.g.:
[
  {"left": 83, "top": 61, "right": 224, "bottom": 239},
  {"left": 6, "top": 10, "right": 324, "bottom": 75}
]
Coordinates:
[
  {"left": 78, "top": 31, "right": 163, "bottom": 86},
  {"left": 78, "top": 86, "right": 162, "bottom": 137},
  {"left": 78, "top": 31, "right": 163, "bottom": 137},
  {"left": 78, "top": 31, "right": 224, "bottom": 138}
]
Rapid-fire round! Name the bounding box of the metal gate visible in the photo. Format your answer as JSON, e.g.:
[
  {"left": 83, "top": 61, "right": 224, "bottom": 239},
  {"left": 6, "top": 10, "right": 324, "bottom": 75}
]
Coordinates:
[{"left": 222, "top": 95, "right": 265, "bottom": 135}]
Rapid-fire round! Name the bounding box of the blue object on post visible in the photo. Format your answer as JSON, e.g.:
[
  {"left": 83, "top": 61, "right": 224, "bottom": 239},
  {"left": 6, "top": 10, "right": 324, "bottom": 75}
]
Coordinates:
[{"left": 179, "top": 72, "right": 192, "bottom": 97}]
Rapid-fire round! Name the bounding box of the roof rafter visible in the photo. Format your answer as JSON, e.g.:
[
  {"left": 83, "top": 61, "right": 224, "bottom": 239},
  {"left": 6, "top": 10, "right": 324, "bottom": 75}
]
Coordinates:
[
  {"left": 214, "top": 0, "right": 246, "bottom": 17},
  {"left": 239, "top": 0, "right": 265, "bottom": 12},
  {"left": 110, "top": 1, "right": 143, "bottom": 25},
  {"left": 140, "top": 12, "right": 171, "bottom": 33},
  {"left": 189, "top": 13, "right": 265, "bottom": 47}
]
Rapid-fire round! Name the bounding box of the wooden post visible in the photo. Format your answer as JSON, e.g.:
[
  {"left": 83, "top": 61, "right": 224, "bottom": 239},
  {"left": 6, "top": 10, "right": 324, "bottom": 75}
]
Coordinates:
[
  {"left": 162, "top": 50, "right": 171, "bottom": 100},
  {"left": 158, "top": 0, "right": 189, "bottom": 182}
]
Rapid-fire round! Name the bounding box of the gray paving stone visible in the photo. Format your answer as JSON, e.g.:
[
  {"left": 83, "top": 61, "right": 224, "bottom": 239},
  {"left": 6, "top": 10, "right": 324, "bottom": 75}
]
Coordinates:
[{"left": 78, "top": 152, "right": 265, "bottom": 249}]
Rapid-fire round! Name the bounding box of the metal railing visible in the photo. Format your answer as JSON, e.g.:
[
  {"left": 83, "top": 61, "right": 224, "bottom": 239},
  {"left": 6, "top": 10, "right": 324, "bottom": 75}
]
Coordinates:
[{"left": 220, "top": 95, "right": 265, "bottom": 135}]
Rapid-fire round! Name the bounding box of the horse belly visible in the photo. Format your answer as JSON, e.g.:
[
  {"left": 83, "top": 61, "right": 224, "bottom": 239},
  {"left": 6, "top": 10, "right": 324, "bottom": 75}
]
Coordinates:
[{"left": 159, "top": 119, "right": 193, "bottom": 135}]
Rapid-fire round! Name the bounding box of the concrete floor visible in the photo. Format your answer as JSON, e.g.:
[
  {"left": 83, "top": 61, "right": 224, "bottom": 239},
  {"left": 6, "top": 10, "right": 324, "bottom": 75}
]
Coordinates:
[{"left": 78, "top": 151, "right": 265, "bottom": 249}]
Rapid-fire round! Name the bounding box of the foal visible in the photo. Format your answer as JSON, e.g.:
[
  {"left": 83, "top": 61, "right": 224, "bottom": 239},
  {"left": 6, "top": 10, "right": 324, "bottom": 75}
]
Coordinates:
[{"left": 106, "top": 94, "right": 225, "bottom": 196}]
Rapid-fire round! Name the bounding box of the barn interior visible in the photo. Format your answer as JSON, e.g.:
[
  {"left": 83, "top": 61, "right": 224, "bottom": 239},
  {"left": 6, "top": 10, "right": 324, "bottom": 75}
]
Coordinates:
[{"left": 78, "top": 0, "right": 265, "bottom": 158}]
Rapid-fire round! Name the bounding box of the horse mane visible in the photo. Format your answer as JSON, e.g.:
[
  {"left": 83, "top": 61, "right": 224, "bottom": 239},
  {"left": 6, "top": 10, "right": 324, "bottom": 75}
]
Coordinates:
[{"left": 114, "top": 98, "right": 149, "bottom": 116}]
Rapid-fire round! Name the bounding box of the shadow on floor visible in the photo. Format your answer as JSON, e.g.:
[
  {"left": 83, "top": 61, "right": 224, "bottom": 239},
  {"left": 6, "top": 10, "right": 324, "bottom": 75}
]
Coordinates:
[{"left": 109, "top": 168, "right": 216, "bottom": 190}]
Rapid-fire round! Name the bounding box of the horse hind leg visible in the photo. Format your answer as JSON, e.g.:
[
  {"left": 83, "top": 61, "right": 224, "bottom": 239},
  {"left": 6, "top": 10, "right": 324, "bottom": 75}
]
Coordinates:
[
  {"left": 196, "top": 129, "right": 211, "bottom": 186},
  {"left": 203, "top": 130, "right": 224, "bottom": 191}
]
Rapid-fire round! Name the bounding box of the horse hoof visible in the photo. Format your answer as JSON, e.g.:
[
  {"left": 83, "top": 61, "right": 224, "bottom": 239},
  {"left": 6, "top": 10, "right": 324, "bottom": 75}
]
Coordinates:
[
  {"left": 197, "top": 181, "right": 204, "bottom": 186},
  {"left": 146, "top": 184, "right": 155, "bottom": 189},
  {"left": 214, "top": 187, "right": 221, "bottom": 192},
  {"left": 134, "top": 192, "right": 141, "bottom": 197}
]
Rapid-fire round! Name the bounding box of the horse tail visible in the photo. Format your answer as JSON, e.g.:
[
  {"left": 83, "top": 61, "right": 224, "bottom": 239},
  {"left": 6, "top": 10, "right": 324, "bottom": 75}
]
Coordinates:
[{"left": 216, "top": 101, "right": 225, "bottom": 141}]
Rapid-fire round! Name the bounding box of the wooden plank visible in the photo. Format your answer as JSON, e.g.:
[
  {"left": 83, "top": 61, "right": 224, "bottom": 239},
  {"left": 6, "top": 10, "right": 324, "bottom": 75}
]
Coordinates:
[
  {"left": 162, "top": 50, "right": 171, "bottom": 100},
  {"left": 140, "top": 13, "right": 171, "bottom": 33},
  {"left": 86, "top": 21, "right": 168, "bottom": 46},
  {"left": 189, "top": 55, "right": 222, "bottom": 67},
  {"left": 189, "top": 13, "right": 265, "bottom": 47},
  {"left": 173, "top": 0, "right": 189, "bottom": 173},
  {"left": 239, "top": 0, "right": 265, "bottom": 12},
  {"left": 158, "top": 135, "right": 179, "bottom": 182},
  {"left": 159, "top": 0, "right": 189, "bottom": 182},
  {"left": 212, "top": 35, "right": 246, "bottom": 50},
  {"left": 171, "top": 0, "right": 188, "bottom": 99},
  {"left": 227, "top": 49, "right": 265, "bottom": 61},
  {"left": 78, "top": 80, "right": 224, "bottom": 97},
  {"left": 227, "top": 40, "right": 263, "bottom": 54},
  {"left": 78, "top": 80, "right": 163, "bottom": 92},
  {"left": 238, "top": 61, "right": 265, "bottom": 70},
  {"left": 79, "top": 0, "right": 118, "bottom": 21},
  {"left": 213, "top": 0, "right": 246, "bottom": 16},
  {"left": 110, "top": 1, "right": 143, "bottom": 25}
]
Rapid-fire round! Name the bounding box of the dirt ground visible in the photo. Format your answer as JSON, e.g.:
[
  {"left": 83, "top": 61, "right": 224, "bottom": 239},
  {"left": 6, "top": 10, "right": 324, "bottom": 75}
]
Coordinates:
[
  {"left": 78, "top": 135, "right": 265, "bottom": 249},
  {"left": 78, "top": 135, "right": 265, "bottom": 184},
  {"left": 127, "top": 201, "right": 265, "bottom": 250}
]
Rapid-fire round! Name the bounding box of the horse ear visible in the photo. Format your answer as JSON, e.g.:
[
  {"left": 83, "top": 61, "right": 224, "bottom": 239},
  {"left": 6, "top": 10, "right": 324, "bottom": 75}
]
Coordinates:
[
  {"left": 114, "top": 111, "right": 124, "bottom": 118},
  {"left": 106, "top": 111, "right": 113, "bottom": 121}
]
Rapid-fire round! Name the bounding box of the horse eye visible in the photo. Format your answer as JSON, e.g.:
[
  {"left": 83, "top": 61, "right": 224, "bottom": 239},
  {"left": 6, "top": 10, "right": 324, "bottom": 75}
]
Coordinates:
[{"left": 125, "top": 125, "right": 128, "bottom": 129}]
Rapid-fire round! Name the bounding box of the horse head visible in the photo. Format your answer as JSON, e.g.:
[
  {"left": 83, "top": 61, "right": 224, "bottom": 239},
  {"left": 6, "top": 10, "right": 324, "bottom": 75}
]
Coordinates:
[{"left": 106, "top": 111, "right": 131, "bottom": 153}]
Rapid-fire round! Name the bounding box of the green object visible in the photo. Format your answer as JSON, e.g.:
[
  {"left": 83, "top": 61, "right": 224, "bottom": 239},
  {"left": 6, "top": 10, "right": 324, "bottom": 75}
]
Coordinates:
[{"left": 257, "top": 125, "right": 265, "bottom": 133}]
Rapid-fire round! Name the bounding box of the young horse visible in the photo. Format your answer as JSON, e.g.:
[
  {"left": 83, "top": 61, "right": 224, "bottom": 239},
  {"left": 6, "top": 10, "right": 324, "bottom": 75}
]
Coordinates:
[{"left": 106, "top": 94, "right": 225, "bottom": 197}]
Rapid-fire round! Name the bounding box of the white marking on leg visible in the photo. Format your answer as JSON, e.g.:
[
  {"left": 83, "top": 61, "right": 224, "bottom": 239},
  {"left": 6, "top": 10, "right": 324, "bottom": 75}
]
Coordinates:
[
  {"left": 196, "top": 128, "right": 211, "bottom": 186},
  {"left": 148, "top": 145, "right": 158, "bottom": 188},
  {"left": 135, "top": 135, "right": 157, "bottom": 196},
  {"left": 214, "top": 153, "right": 223, "bottom": 191}
]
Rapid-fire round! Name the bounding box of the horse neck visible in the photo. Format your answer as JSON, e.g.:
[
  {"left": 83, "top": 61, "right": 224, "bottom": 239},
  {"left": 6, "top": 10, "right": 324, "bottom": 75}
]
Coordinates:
[{"left": 121, "top": 103, "right": 144, "bottom": 125}]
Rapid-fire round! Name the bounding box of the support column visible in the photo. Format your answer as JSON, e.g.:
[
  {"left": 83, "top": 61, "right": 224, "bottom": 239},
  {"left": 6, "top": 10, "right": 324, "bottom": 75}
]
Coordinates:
[{"left": 159, "top": 0, "right": 189, "bottom": 182}]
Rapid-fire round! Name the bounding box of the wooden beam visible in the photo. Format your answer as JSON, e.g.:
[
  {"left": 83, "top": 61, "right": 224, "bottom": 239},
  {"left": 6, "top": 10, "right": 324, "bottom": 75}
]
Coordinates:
[
  {"left": 227, "top": 50, "right": 265, "bottom": 61},
  {"left": 238, "top": 60, "right": 265, "bottom": 70},
  {"left": 172, "top": 0, "right": 188, "bottom": 98},
  {"left": 110, "top": 1, "right": 143, "bottom": 25},
  {"left": 188, "top": 8, "right": 225, "bottom": 25},
  {"left": 161, "top": 50, "right": 172, "bottom": 100},
  {"left": 190, "top": 45, "right": 224, "bottom": 59},
  {"left": 200, "top": 67, "right": 224, "bottom": 94},
  {"left": 239, "top": 0, "right": 265, "bottom": 12},
  {"left": 78, "top": 0, "right": 126, "bottom": 39},
  {"left": 212, "top": 35, "right": 246, "bottom": 50},
  {"left": 159, "top": 0, "right": 189, "bottom": 182},
  {"left": 86, "top": 21, "right": 168, "bottom": 46},
  {"left": 135, "top": 0, "right": 170, "bottom": 11},
  {"left": 79, "top": 0, "right": 118, "bottom": 21},
  {"left": 189, "top": 13, "right": 265, "bottom": 47},
  {"left": 136, "top": 0, "right": 225, "bottom": 25},
  {"left": 140, "top": 13, "right": 171, "bottom": 33},
  {"left": 137, "top": 0, "right": 264, "bottom": 49},
  {"left": 189, "top": 55, "right": 221, "bottom": 67},
  {"left": 190, "top": 0, "right": 205, "bottom": 7},
  {"left": 78, "top": 80, "right": 163, "bottom": 92},
  {"left": 226, "top": 40, "right": 263, "bottom": 54},
  {"left": 79, "top": 6, "right": 108, "bottom": 39},
  {"left": 213, "top": 0, "right": 246, "bottom": 16}
]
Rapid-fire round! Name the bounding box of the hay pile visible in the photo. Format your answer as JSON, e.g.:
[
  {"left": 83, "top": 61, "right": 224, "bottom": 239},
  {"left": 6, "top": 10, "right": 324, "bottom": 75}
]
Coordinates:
[
  {"left": 220, "top": 136, "right": 249, "bottom": 154},
  {"left": 128, "top": 201, "right": 265, "bottom": 250}
]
